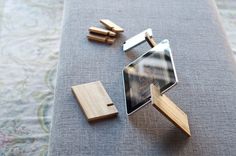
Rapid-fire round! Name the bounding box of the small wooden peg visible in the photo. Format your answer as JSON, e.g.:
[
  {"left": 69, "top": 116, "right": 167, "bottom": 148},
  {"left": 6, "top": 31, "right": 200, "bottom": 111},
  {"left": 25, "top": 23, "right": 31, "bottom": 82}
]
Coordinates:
[
  {"left": 150, "top": 84, "right": 191, "bottom": 137},
  {"left": 89, "top": 26, "right": 116, "bottom": 37},
  {"left": 87, "top": 34, "right": 115, "bottom": 44},
  {"left": 100, "top": 19, "right": 124, "bottom": 32},
  {"left": 145, "top": 32, "right": 157, "bottom": 48}
]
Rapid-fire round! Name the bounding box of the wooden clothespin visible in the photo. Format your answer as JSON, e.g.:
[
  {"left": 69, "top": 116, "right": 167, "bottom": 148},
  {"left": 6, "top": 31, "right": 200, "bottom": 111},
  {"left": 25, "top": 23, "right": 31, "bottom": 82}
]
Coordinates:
[
  {"left": 100, "top": 19, "right": 124, "bottom": 32},
  {"left": 87, "top": 34, "right": 116, "bottom": 44},
  {"left": 89, "top": 26, "right": 116, "bottom": 37}
]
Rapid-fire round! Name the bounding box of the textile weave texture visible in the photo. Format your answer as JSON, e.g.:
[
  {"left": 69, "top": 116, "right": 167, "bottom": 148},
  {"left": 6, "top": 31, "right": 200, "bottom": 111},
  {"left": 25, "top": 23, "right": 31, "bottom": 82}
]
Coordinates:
[{"left": 49, "top": 0, "right": 236, "bottom": 155}]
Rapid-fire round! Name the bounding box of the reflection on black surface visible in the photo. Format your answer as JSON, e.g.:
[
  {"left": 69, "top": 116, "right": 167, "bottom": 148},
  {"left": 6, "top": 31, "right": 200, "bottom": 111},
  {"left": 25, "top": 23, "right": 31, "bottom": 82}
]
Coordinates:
[{"left": 123, "top": 40, "right": 177, "bottom": 113}]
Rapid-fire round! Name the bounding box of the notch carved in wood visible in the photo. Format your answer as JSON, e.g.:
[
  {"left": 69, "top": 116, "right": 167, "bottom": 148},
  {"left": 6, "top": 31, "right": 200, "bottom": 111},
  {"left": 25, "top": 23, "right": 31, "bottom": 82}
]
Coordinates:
[{"left": 72, "top": 81, "right": 118, "bottom": 122}]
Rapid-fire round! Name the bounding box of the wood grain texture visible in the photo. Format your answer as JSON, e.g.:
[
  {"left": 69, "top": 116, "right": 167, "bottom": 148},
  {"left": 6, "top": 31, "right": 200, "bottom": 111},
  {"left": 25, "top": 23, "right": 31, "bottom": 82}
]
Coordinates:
[
  {"left": 89, "top": 26, "right": 116, "bottom": 37},
  {"left": 72, "top": 81, "right": 118, "bottom": 122},
  {"left": 150, "top": 84, "right": 191, "bottom": 136},
  {"left": 100, "top": 19, "right": 124, "bottom": 32},
  {"left": 87, "top": 34, "right": 115, "bottom": 44}
]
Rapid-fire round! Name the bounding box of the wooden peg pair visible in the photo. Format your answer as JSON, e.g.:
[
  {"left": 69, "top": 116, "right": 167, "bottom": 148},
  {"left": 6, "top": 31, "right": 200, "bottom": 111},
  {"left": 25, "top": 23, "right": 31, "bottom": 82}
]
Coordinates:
[{"left": 87, "top": 19, "right": 124, "bottom": 44}]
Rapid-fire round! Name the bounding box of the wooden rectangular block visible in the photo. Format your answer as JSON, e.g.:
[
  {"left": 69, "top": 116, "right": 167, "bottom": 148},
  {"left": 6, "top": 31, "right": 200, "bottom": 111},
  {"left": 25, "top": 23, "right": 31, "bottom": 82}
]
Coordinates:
[
  {"left": 150, "top": 84, "right": 191, "bottom": 136},
  {"left": 100, "top": 19, "right": 124, "bottom": 32},
  {"left": 72, "top": 81, "right": 118, "bottom": 122}
]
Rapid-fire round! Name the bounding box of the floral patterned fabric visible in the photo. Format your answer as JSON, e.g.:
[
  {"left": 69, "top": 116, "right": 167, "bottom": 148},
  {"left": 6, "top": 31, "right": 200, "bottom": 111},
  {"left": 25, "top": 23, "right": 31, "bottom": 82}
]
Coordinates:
[
  {"left": 0, "top": 0, "right": 63, "bottom": 155},
  {"left": 216, "top": 0, "right": 236, "bottom": 59}
]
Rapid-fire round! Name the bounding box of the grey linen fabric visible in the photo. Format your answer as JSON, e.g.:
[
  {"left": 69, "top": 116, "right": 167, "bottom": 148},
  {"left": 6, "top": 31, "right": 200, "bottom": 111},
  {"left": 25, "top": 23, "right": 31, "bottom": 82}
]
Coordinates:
[{"left": 49, "top": 0, "right": 236, "bottom": 155}]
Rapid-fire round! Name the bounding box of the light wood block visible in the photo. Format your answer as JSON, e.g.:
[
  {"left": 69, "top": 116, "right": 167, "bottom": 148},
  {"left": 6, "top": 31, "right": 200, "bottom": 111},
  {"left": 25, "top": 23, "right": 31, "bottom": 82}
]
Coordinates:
[
  {"left": 89, "top": 26, "right": 116, "bottom": 37},
  {"left": 72, "top": 81, "right": 118, "bottom": 122},
  {"left": 100, "top": 19, "right": 124, "bottom": 32},
  {"left": 150, "top": 84, "right": 191, "bottom": 136},
  {"left": 87, "top": 34, "right": 115, "bottom": 44}
]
